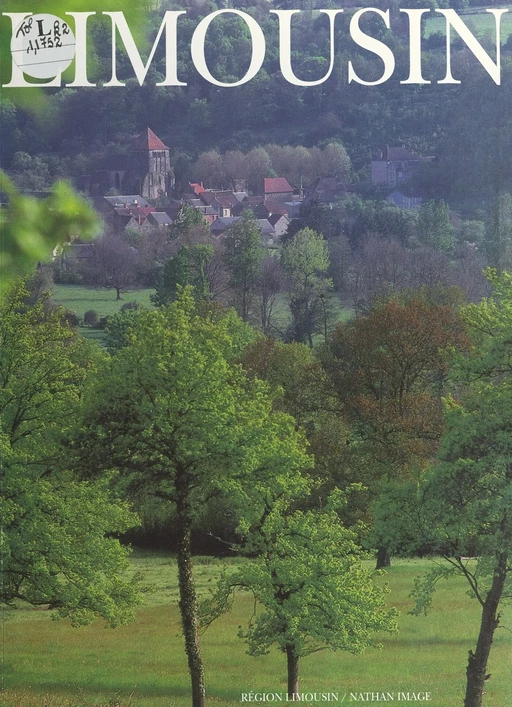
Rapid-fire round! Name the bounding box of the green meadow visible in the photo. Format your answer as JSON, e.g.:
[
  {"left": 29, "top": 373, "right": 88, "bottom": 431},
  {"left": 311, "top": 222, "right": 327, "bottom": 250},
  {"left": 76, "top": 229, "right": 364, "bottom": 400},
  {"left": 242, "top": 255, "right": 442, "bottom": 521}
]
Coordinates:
[
  {"left": 52, "top": 286, "right": 156, "bottom": 320},
  {"left": 424, "top": 7, "right": 512, "bottom": 39},
  {"left": 50, "top": 285, "right": 352, "bottom": 344},
  {"left": 2, "top": 553, "right": 511, "bottom": 707}
]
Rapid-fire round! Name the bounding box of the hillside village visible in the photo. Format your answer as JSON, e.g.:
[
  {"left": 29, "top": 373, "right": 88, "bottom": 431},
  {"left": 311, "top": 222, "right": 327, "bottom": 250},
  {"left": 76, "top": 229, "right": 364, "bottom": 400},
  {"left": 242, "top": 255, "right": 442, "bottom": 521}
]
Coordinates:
[
  {"left": 5, "top": 2, "right": 512, "bottom": 705},
  {"left": 60, "top": 127, "right": 427, "bottom": 258}
]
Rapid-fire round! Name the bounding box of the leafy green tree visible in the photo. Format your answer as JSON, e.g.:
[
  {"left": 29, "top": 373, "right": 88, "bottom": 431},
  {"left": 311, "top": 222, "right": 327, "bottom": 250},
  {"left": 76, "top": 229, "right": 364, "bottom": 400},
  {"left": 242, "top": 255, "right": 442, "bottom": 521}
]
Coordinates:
[
  {"left": 152, "top": 244, "right": 214, "bottom": 307},
  {"left": 417, "top": 200, "right": 454, "bottom": 253},
  {"left": 223, "top": 212, "right": 265, "bottom": 322},
  {"left": 78, "top": 290, "right": 310, "bottom": 707},
  {"left": 0, "top": 174, "right": 99, "bottom": 298},
  {"left": 0, "top": 280, "right": 139, "bottom": 625},
  {"left": 486, "top": 193, "right": 512, "bottom": 274},
  {"left": 281, "top": 228, "right": 332, "bottom": 346},
  {"left": 168, "top": 204, "right": 210, "bottom": 242},
  {"left": 241, "top": 336, "right": 329, "bottom": 433},
  {"left": 375, "top": 271, "right": 512, "bottom": 707},
  {"left": 200, "top": 498, "right": 397, "bottom": 698}
]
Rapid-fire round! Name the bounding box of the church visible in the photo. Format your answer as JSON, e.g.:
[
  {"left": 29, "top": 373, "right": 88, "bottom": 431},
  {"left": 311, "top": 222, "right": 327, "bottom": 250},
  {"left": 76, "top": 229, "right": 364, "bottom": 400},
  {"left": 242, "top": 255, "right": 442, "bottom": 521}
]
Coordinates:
[{"left": 84, "top": 127, "right": 175, "bottom": 200}]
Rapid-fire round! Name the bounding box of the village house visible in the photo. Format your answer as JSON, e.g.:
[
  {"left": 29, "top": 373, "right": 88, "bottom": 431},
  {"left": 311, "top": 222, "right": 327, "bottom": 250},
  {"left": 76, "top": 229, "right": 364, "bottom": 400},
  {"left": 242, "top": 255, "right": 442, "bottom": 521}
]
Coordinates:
[
  {"left": 183, "top": 180, "right": 299, "bottom": 235},
  {"left": 304, "top": 177, "right": 345, "bottom": 206},
  {"left": 210, "top": 215, "right": 283, "bottom": 245},
  {"left": 267, "top": 213, "right": 290, "bottom": 238},
  {"left": 147, "top": 212, "right": 174, "bottom": 228},
  {"left": 386, "top": 190, "right": 423, "bottom": 209},
  {"left": 210, "top": 217, "right": 239, "bottom": 237},
  {"left": 371, "top": 147, "right": 425, "bottom": 188},
  {"left": 93, "top": 195, "right": 154, "bottom": 232},
  {"left": 262, "top": 177, "right": 294, "bottom": 204}
]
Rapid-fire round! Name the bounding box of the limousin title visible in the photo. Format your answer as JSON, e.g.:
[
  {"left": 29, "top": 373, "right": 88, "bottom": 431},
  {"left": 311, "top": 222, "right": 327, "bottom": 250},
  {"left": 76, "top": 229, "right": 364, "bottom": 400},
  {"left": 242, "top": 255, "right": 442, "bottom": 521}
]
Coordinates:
[{"left": 3, "top": 8, "right": 508, "bottom": 88}]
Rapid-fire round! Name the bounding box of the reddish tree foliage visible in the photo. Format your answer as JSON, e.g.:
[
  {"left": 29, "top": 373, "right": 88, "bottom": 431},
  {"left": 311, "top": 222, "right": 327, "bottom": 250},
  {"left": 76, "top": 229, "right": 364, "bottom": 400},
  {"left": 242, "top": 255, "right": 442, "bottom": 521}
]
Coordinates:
[{"left": 322, "top": 299, "right": 469, "bottom": 471}]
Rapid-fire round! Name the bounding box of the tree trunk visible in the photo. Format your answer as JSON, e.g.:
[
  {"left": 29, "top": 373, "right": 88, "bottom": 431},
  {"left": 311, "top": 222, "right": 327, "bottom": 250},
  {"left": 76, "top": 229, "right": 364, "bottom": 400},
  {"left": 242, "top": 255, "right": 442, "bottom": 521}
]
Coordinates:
[
  {"left": 115, "top": 287, "right": 121, "bottom": 300},
  {"left": 286, "top": 645, "right": 299, "bottom": 700},
  {"left": 464, "top": 553, "right": 507, "bottom": 707},
  {"left": 175, "top": 467, "right": 206, "bottom": 707},
  {"left": 376, "top": 546, "right": 391, "bottom": 569}
]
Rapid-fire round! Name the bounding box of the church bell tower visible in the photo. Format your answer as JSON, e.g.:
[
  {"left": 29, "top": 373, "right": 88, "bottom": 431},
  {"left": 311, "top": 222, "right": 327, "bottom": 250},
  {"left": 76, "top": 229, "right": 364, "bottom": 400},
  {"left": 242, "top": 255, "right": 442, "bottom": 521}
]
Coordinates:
[{"left": 130, "top": 127, "right": 174, "bottom": 199}]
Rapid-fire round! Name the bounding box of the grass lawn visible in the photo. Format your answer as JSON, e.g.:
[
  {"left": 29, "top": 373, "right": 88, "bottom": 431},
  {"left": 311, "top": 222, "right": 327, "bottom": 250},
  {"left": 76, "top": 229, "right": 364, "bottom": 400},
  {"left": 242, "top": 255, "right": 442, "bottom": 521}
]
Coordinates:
[
  {"left": 2, "top": 553, "right": 511, "bottom": 707},
  {"left": 51, "top": 286, "right": 156, "bottom": 342},
  {"left": 425, "top": 6, "right": 512, "bottom": 38},
  {"left": 52, "top": 286, "right": 156, "bottom": 320},
  {"left": 270, "top": 292, "right": 353, "bottom": 343},
  {"left": 51, "top": 286, "right": 352, "bottom": 346}
]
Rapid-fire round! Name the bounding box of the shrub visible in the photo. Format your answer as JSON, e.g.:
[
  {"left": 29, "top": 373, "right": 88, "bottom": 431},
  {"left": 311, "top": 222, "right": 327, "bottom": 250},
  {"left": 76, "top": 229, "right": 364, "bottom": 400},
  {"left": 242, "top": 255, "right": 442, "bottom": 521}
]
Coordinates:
[
  {"left": 84, "top": 309, "right": 99, "bottom": 326},
  {"left": 95, "top": 316, "right": 110, "bottom": 330},
  {"left": 61, "top": 309, "right": 80, "bottom": 328},
  {"left": 120, "top": 300, "right": 141, "bottom": 312}
]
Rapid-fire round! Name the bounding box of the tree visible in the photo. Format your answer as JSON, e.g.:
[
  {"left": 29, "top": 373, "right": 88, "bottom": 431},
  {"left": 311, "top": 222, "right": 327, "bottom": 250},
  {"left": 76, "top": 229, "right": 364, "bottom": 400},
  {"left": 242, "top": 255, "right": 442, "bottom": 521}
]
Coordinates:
[
  {"left": 486, "top": 193, "right": 512, "bottom": 274},
  {"left": 0, "top": 280, "right": 139, "bottom": 625},
  {"left": 376, "top": 386, "right": 512, "bottom": 707},
  {"left": 193, "top": 150, "right": 225, "bottom": 189},
  {"left": 255, "top": 256, "right": 285, "bottom": 335},
  {"left": 323, "top": 299, "right": 468, "bottom": 468},
  {"left": 168, "top": 203, "right": 210, "bottom": 242},
  {"left": 264, "top": 144, "right": 314, "bottom": 190},
  {"left": 281, "top": 228, "right": 332, "bottom": 346},
  {"left": 85, "top": 233, "right": 140, "bottom": 300},
  {"left": 241, "top": 336, "right": 328, "bottom": 433},
  {"left": 319, "top": 142, "right": 351, "bottom": 181},
  {"left": 245, "top": 147, "right": 273, "bottom": 194},
  {"left": 321, "top": 298, "right": 469, "bottom": 567},
  {"left": 200, "top": 500, "right": 397, "bottom": 699},
  {"left": 223, "top": 212, "right": 265, "bottom": 322},
  {"left": 417, "top": 200, "right": 454, "bottom": 253},
  {"left": 350, "top": 238, "right": 410, "bottom": 313},
  {"left": 375, "top": 271, "right": 512, "bottom": 707},
  {"left": 223, "top": 150, "right": 247, "bottom": 191},
  {"left": 0, "top": 174, "right": 99, "bottom": 298},
  {"left": 151, "top": 244, "right": 214, "bottom": 306},
  {"left": 78, "top": 290, "right": 310, "bottom": 707},
  {"left": 9, "top": 151, "right": 53, "bottom": 190}
]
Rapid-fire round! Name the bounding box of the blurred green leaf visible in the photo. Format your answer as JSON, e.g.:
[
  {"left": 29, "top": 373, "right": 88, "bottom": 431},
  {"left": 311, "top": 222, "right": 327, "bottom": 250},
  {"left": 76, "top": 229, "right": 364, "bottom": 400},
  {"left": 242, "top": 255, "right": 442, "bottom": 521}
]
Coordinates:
[{"left": 0, "top": 171, "right": 101, "bottom": 296}]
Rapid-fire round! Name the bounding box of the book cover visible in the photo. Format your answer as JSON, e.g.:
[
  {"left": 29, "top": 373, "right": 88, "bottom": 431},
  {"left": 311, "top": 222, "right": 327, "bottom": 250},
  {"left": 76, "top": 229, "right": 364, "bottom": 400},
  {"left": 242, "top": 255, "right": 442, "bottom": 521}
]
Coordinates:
[{"left": 1, "top": 3, "right": 511, "bottom": 707}]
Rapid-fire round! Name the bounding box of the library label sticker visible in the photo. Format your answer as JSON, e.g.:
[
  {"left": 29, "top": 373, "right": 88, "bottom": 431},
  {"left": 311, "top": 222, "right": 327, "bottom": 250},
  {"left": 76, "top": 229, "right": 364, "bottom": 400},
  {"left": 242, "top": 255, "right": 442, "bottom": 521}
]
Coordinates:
[{"left": 11, "top": 14, "right": 76, "bottom": 79}]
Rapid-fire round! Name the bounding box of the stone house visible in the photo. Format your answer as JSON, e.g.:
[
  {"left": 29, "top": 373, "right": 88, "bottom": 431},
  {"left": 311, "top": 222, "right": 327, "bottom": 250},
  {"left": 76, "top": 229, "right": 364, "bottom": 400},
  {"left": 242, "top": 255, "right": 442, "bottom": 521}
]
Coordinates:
[
  {"left": 371, "top": 147, "right": 422, "bottom": 188},
  {"left": 304, "top": 177, "right": 344, "bottom": 205},
  {"left": 262, "top": 177, "right": 294, "bottom": 204}
]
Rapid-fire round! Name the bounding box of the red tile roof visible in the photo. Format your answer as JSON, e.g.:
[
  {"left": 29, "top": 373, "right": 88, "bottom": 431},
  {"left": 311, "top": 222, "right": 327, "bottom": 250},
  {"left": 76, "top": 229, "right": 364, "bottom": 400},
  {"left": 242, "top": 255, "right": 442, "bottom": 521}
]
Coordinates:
[
  {"left": 263, "top": 177, "right": 293, "bottom": 194},
  {"left": 132, "top": 127, "right": 169, "bottom": 151},
  {"left": 189, "top": 182, "right": 206, "bottom": 194}
]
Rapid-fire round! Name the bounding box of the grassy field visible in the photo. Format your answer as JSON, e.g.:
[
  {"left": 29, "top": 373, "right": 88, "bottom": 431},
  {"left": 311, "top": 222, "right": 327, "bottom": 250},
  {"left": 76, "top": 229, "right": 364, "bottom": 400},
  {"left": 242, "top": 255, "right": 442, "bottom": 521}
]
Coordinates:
[
  {"left": 425, "top": 6, "right": 512, "bottom": 38},
  {"left": 51, "top": 286, "right": 156, "bottom": 342},
  {"left": 52, "top": 286, "right": 156, "bottom": 320},
  {"left": 2, "top": 552, "right": 511, "bottom": 707},
  {"left": 51, "top": 285, "right": 352, "bottom": 344}
]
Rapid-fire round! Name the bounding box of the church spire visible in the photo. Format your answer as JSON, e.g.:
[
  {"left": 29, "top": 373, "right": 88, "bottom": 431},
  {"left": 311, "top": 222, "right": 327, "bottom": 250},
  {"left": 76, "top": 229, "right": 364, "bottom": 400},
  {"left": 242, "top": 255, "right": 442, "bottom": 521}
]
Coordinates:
[{"left": 131, "top": 127, "right": 169, "bottom": 151}]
